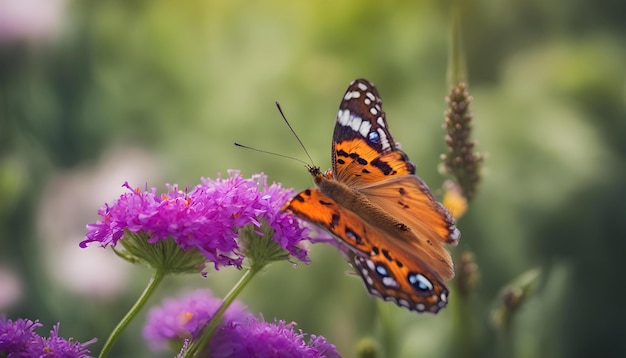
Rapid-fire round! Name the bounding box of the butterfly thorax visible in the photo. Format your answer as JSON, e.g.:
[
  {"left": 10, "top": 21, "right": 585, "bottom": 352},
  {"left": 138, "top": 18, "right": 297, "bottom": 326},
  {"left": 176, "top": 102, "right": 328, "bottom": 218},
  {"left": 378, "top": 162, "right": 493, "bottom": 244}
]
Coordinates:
[{"left": 309, "top": 166, "right": 413, "bottom": 239}]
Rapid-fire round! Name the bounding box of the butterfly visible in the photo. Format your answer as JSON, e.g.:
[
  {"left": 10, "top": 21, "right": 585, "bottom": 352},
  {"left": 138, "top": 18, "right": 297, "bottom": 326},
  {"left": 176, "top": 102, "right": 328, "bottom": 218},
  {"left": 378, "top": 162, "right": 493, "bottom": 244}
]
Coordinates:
[{"left": 282, "top": 79, "right": 460, "bottom": 313}]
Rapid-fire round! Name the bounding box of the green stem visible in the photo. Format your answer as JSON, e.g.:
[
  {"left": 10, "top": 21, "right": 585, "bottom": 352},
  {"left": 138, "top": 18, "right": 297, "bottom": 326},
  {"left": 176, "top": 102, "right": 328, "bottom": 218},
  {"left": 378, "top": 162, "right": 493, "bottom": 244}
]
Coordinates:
[
  {"left": 98, "top": 270, "right": 165, "bottom": 358},
  {"left": 186, "top": 267, "right": 260, "bottom": 358},
  {"left": 377, "top": 302, "right": 398, "bottom": 358},
  {"left": 447, "top": 0, "right": 467, "bottom": 86},
  {"left": 450, "top": 290, "right": 477, "bottom": 358}
]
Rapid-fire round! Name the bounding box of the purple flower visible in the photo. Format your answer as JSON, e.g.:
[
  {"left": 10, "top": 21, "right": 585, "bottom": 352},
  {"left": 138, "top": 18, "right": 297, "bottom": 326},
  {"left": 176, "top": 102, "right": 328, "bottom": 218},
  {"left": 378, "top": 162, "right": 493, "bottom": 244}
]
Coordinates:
[
  {"left": 143, "top": 290, "right": 340, "bottom": 358},
  {"left": 0, "top": 316, "right": 95, "bottom": 358},
  {"left": 212, "top": 319, "right": 341, "bottom": 358},
  {"left": 32, "top": 323, "right": 97, "bottom": 358},
  {"left": 143, "top": 289, "right": 252, "bottom": 352},
  {"left": 81, "top": 171, "right": 311, "bottom": 269},
  {"left": 243, "top": 173, "right": 310, "bottom": 264},
  {"left": 0, "top": 316, "right": 42, "bottom": 355}
]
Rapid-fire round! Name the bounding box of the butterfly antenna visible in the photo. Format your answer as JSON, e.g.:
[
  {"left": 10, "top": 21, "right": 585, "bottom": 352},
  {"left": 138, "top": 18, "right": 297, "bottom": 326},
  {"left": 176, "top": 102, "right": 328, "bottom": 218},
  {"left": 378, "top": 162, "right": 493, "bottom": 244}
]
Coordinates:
[
  {"left": 275, "top": 102, "right": 315, "bottom": 166},
  {"left": 233, "top": 142, "right": 309, "bottom": 166}
]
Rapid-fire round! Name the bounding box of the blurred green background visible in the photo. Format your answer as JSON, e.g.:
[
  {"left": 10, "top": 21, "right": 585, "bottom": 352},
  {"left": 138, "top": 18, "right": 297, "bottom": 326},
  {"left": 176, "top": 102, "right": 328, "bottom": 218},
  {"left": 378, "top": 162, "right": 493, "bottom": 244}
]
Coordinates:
[{"left": 1, "top": 0, "right": 624, "bottom": 357}]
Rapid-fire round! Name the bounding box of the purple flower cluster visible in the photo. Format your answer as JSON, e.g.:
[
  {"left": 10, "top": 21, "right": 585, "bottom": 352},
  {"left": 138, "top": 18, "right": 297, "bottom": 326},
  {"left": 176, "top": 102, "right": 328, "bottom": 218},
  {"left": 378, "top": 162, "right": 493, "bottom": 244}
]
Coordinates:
[
  {"left": 211, "top": 319, "right": 340, "bottom": 358},
  {"left": 144, "top": 290, "right": 340, "bottom": 358},
  {"left": 0, "top": 316, "right": 96, "bottom": 357},
  {"left": 143, "top": 290, "right": 252, "bottom": 350},
  {"left": 81, "top": 171, "right": 310, "bottom": 269}
]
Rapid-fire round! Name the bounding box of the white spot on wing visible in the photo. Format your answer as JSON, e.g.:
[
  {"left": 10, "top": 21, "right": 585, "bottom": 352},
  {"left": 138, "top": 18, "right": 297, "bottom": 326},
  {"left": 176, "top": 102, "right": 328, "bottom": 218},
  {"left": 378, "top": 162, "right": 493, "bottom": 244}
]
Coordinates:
[
  {"left": 344, "top": 91, "right": 361, "bottom": 100},
  {"left": 349, "top": 116, "right": 362, "bottom": 131},
  {"left": 377, "top": 117, "right": 385, "bottom": 127},
  {"left": 382, "top": 277, "right": 398, "bottom": 288},
  {"left": 337, "top": 109, "right": 350, "bottom": 125},
  {"left": 338, "top": 109, "right": 373, "bottom": 139},
  {"left": 357, "top": 82, "right": 368, "bottom": 91},
  {"left": 416, "top": 303, "right": 426, "bottom": 311},
  {"left": 358, "top": 121, "right": 371, "bottom": 137},
  {"left": 449, "top": 227, "right": 461, "bottom": 243},
  {"left": 370, "top": 107, "right": 378, "bottom": 115},
  {"left": 377, "top": 128, "right": 390, "bottom": 150},
  {"left": 364, "top": 98, "right": 371, "bottom": 105},
  {"left": 366, "top": 92, "right": 376, "bottom": 101},
  {"left": 416, "top": 274, "right": 434, "bottom": 291}
]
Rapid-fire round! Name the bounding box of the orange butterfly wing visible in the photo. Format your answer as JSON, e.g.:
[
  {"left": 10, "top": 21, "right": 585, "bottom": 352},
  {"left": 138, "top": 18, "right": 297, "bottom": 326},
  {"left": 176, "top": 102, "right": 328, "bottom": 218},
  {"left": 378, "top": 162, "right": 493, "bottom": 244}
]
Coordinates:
[
  {"left": 283, "top": 186, "right": 449, "bottom": 313},
  {"left": 332, "top": 79, "right": 415, "bottom": 186},
  {"left": 359, "top": 176, "right": 458, "bottom": 281},
  {"left": 330, "top": 79, "right": 458, "bottom": 245},
  {"left": 284, "top": 187, "right": 381, "bottom": 252}
]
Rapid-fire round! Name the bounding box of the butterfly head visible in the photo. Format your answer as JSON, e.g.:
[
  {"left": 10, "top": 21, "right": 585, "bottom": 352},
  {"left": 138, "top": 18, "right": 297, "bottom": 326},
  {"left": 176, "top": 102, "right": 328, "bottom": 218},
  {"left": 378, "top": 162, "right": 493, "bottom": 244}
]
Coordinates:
[
  {"left": 306, "top": 165, "right": 323, "bottom": 182},
  {"left": 306, "top": 165, "right": 335, "bottom": 186}
]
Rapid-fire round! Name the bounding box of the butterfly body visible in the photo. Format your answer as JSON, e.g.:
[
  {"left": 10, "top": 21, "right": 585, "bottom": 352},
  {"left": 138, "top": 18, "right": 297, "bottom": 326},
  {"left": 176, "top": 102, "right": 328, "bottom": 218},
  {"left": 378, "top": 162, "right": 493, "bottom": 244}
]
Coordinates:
[{"left": 283, "top": 79, "right": 459, "bottom": 313}]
